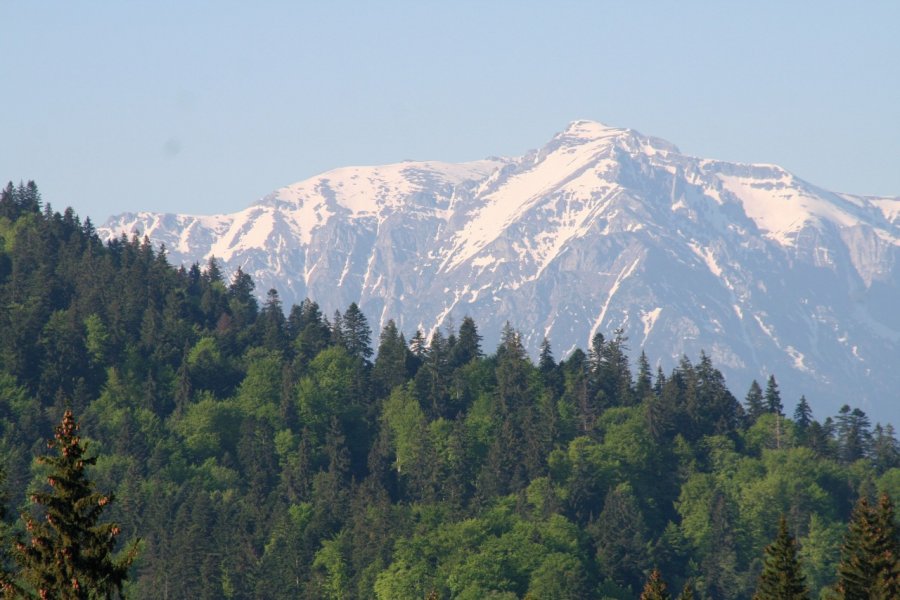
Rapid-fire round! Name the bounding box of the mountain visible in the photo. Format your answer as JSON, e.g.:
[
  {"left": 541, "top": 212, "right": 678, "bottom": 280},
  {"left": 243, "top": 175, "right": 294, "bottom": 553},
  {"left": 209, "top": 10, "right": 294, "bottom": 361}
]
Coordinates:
[{"left": 99, "top": 120, "right": 900, "bottom": 423}]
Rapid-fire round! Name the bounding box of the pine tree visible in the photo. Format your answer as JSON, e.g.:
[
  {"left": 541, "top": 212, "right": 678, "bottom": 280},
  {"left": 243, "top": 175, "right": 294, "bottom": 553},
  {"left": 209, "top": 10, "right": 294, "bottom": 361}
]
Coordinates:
[
  {"left": 752, "top": 515, "right": 809, "bottom": 599},
  {"left": 640, "top": 568, "right": 671, "bottom": 600},
  {"left": 8, "top": 410, "right": 137, "bottom": 599}
]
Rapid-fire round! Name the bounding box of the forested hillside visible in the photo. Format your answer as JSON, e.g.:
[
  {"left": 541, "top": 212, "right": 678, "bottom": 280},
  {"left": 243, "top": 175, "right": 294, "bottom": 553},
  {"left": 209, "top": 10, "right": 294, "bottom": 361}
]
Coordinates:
[{"left": 2, "top": 181, "right": 900, "bottom": 599}]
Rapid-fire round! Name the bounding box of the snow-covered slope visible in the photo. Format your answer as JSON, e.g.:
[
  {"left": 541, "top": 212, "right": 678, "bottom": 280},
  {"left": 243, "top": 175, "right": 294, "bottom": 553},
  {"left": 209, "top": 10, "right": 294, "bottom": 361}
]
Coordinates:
[{"left": 100, "top": 121, "right": 900, "bottom": 423}]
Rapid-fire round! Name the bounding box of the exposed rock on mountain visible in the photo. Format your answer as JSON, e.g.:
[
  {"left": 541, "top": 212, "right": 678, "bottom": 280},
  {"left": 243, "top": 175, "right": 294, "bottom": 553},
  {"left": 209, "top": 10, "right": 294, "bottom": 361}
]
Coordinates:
[{"left": 100, "top": 121, "right": 900, "bottom": 422}]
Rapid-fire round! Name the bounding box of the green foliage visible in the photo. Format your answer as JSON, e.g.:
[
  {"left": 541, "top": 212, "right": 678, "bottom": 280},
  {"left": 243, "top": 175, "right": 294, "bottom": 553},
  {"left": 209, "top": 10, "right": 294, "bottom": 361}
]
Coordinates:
[
  {"left": 836, "top": 493, "right": 900, "bottom": 599},
  {"left": 752, "top": 515, "right": 810, "bottom": 599},
  {"left": 9, "top": 411, "right": 137, "bottom": 599},
  {"left": 1, "top": 187, "right": 899, "bottom": 599}
]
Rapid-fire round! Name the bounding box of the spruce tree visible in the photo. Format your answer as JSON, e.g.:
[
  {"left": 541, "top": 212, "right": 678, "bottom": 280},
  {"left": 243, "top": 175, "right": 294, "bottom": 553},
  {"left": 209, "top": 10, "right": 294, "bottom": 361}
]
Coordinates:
[
  {"left": 870, "top": 493, "right": 900, "bottom": 598},
  {"left": 745, "top": 380, "right": 765, "bottom": 424},
  {"left": 8, "top": 410, "right": 137, "bottom": 599},
  {"left": 451, "top": 316, "right": 482, "bottom": 367},
  {"left": 793, "top": 396, "right": 813, "bottom": 431},
  {"left": 764, "top": 375, "right": 783, "bottom": 416},
  {"left": 341, "top": 302, "right": 373, "bottom": 361},
  {"left": 752, "top": 515, "right": 809, "bottom": 600},
  {"left": 640, "top": 568, "right": 671, "bottom": 600},
  {"left": 836, "top": 493, "right": 900, "bottom": 599}
]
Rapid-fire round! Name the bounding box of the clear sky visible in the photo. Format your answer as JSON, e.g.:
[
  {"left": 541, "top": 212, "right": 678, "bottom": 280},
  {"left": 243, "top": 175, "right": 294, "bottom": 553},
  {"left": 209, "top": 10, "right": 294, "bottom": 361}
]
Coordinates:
[{"left": 3, "top": 2, "right": 899, "bottom": 223}]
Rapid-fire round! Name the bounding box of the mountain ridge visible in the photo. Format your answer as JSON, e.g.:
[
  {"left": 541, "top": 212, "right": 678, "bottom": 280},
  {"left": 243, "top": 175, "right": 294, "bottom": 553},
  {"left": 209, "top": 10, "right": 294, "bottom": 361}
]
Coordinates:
[{"left": 99, "top": 121, "right": 900, "bottom": 423}]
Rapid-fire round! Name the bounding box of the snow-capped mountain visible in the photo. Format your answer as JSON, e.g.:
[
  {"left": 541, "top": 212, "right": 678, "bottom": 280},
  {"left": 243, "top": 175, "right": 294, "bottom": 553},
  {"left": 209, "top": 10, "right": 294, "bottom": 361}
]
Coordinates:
[{"left": 99, "top": 120, "right": 900, "bottom": 423}]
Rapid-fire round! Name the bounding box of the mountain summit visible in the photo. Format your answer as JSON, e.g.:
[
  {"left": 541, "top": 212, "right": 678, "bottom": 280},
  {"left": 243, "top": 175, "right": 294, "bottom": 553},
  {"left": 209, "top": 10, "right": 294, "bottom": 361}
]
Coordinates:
[{"left": 100, "top": 121, "right": 900, "bottom": 422}]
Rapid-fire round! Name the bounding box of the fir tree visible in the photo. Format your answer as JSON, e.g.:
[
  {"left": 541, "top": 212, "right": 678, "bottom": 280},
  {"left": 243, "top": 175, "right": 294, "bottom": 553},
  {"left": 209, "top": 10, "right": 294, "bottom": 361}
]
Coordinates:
[
  {"left": 752, "top": 515, "right": 809, "bottom": 600},
  {"left": 8, "top": 410, "right": 137, "bottom": 599}
]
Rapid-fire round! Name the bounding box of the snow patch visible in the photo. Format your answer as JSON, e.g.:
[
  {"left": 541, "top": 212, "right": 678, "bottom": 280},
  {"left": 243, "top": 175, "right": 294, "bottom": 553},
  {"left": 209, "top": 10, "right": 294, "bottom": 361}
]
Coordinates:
[
  {"left": 641, "top": 307, "right": 662, "bottom": 345},
  {"left": 688, "top": 241, "right": 723, "bottom": 277}
]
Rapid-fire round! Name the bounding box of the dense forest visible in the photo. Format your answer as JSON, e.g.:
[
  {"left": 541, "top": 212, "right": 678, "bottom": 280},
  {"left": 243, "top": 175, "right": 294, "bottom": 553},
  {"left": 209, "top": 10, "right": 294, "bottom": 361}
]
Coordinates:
[{"left": 1, "top": 181, "right": 900, "bottom": 599}]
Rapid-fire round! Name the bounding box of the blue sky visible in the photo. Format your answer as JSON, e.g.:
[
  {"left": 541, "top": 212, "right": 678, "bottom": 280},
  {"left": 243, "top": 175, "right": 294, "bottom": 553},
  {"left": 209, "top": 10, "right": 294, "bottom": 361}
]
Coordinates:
[{"left": 3, "top": 2, "right": 899, "bottom": 223}]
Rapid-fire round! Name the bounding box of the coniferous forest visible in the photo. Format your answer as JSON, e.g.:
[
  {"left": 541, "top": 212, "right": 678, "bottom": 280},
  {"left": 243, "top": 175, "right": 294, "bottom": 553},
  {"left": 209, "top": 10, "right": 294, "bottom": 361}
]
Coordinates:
[{"left": 2, "top": 181, "right": 900, "bottom": 599}]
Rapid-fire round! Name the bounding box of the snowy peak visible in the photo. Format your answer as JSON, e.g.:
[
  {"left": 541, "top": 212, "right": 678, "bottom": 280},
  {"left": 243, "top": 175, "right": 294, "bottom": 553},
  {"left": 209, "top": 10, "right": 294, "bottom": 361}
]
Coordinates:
[
  {"left": 266, "top": 159, "right": 504, "bottom": 216},
  {"left": 557, "top": 119, "right": 624, "bottom": 142},
  {"left": 99, "top": 121, "right": 900, "bottom": 424}
]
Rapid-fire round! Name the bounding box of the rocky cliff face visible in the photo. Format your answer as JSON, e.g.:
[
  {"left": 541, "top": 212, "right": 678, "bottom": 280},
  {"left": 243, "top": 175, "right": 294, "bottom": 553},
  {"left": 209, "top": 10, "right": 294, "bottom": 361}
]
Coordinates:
[{"left": 100, "top": 121, "right": 900, "bottom": 422}]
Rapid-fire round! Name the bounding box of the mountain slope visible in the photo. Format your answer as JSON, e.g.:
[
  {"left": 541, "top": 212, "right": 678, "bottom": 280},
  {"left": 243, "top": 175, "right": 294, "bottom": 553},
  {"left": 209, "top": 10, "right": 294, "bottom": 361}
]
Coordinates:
[{"left": 99, "top": 120, "right": 900, "bottom": 422}]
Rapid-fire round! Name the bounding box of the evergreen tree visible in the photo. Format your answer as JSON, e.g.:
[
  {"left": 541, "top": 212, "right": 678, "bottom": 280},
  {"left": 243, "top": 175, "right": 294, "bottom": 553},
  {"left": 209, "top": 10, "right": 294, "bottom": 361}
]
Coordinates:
[
  {"left": 835, "top": 405, "right": 872, "bottom": 464},
  {"left": 635, "top": 350, "right": 653, "bottom": 401},
  {"left": 871, "top": 424, "right": 900, "bottom": 474},
  {"left": 450, "top": 316, "right": 482, "bottom": 367},
  {"left": 870, "top": 493, "right": 900, "bottom": 598},
  {"left": 538, "top": 337, "right": 563, "bottom": 396},
  {"left": 640, "top": 568, "right": 671, "bottom": 600},
  {"left": 764, "top": 375, "right": 783, "bottom": 416},
  {"left": 372, "top": 320, "right": 410, "bottom": 396},
  {"left": 745, "top": 380, "right": 766, "bottom": 424},
  {"left": 258, "top": 288, "right": 286, "bottom": 352},
  {"left": 341, "top": 302, "right": 373, "bottom": 362},
  {"left": 752, "top": 515, "right": 809, "bottom": 600},
  {"left": 408, "top": 329, "right": 427, "bottom": 360},
  {"left": 227, "top": 267, "right": 257, "bottom": 328},
  {"left": 590, "top": 483, "right": 649, "bottom": 590},
  {"left": 793, "top": 396, "right": 813, "bottom": 431},
  {"left": 836, "top": 494, "right": 900, "bottom": 599},
  {"left": 8, "top": 410, "right": 137, "bottom": 599},
  {"left": 290, "top": 299, "right": 331, "bottom": 368}
]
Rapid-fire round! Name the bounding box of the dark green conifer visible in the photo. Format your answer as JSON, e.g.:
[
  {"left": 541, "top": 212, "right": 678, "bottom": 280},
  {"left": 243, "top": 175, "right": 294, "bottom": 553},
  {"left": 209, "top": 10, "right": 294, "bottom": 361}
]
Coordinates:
[
  {"left": 793, "top": 395, "right": 813, "bottom": 434},
  {"left": 836, "top": 493, "right": 900, "bottom": 599},
  {"left": 9, "top": 410, "right": 137, "bottom": 599},
  {"left": 745, "top": 380, "right": 765, "bottom": 424},
  {"left": 752, "top": 515, "right": 809, "bottom": 599},
  {"left": 341, "top": 302, "right": 373, "bottom": 361},
  {"left": 764, "top": 375, "right": 783, "bottom": 416},
  {"left": 450, "top": 315, "right": 482, "bottom": 367},
  {"left": 373, "top": 320, "right": 410, "bottom": 396}
]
